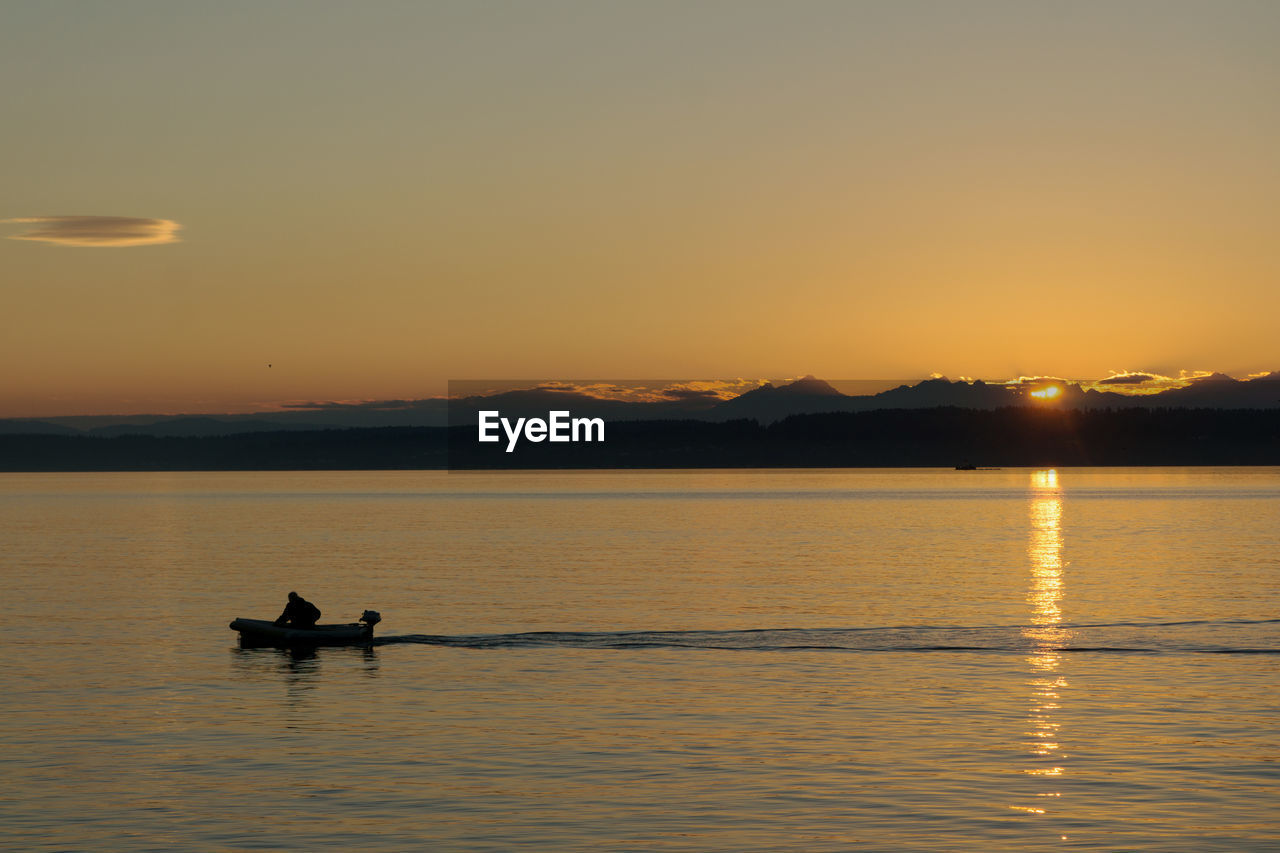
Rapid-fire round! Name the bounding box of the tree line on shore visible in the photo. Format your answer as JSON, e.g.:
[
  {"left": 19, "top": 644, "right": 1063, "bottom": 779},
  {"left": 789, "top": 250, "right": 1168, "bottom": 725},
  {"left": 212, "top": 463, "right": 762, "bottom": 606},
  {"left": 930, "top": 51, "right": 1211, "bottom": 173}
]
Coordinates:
[{"left": 1, "top": 406, "right": 1277, "bottom": 471}]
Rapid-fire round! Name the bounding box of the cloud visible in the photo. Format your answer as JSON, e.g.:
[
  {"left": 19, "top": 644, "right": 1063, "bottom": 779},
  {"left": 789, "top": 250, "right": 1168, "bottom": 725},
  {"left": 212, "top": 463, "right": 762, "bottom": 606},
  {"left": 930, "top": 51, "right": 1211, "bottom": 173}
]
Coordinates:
[
  {"left": 539, "top": 382, "right": 672, "bottom": 402},
  {"left": 1099, "top": 372, "right": 1159, "bottom": 385},
  {"left": 1008, "top": 375, "right": 1069, "bottom": 388},
  {"left": 662, "top": 387, "right": 724, "bottom": 401},
  {"left": 4, "top": 215, "right": 181, "bottom": 247},
  {"left": 659, "top": 380, "right": 761, "bottom": 401},
  {"left": 1082, "top": 369, "right": 1222, "bottom": 396},
  {"left": 283, "top": 398, "right": 442, "bottom": 411},
  {"left": 445, "top": 379, "right": 765, "bottom": 404}
]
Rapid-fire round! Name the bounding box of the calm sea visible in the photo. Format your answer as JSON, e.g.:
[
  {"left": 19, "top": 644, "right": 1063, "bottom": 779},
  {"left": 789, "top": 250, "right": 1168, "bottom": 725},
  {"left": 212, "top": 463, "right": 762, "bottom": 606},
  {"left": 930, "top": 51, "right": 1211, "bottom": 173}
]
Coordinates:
[{"left": 1, "top": 468, "right": 1277, "bottom": 851}]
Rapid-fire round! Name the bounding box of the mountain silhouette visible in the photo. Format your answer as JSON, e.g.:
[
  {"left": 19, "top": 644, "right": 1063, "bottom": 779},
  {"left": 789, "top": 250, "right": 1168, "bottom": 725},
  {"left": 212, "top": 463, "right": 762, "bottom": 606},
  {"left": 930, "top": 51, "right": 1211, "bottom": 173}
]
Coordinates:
[
  {"left": 446, "top": 387, "right": 716, "bottom": 426},
  {"left": 1145, "top": 372, "right": 1280, "bottom": 408},
  {"left": 773, "top": 375, "right": 842, "bottom": 396},
  {"left": 0, "top": 419, "right": 80, "bottom": 436},
  {"left": 870, "top": 377, "right": 1017, "bottom": 410},
  {"left": 88, "top": 417, "right": 340, "bottom": 437},
  {"left": 5, "top": 371, "right": 1279, "bottom": 437},
  {"left": 708, "top": 376, "right": 849, "bottom": 422}
]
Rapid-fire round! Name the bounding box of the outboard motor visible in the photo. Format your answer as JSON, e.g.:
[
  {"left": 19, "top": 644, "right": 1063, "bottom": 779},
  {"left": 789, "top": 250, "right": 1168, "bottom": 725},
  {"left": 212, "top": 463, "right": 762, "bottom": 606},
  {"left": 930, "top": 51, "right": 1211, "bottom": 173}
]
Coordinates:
[{"left": 360, "top": 610, "right": 382, "bottom": 626}]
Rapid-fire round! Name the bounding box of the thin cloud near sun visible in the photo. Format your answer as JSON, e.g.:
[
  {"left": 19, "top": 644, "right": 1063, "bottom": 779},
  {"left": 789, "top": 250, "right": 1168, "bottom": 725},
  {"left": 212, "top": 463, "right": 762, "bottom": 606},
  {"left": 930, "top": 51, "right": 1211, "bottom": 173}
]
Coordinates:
[{"left": 4, "top": 215, "right": 181, "bottom": 247}]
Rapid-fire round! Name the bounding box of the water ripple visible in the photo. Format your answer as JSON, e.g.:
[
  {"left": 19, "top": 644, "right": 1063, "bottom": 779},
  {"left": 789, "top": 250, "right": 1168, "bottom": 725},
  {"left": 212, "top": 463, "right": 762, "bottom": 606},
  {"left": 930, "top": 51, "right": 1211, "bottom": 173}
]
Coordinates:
[{"left": 376, "top": 618, "right": 1280, "bottom": 655}]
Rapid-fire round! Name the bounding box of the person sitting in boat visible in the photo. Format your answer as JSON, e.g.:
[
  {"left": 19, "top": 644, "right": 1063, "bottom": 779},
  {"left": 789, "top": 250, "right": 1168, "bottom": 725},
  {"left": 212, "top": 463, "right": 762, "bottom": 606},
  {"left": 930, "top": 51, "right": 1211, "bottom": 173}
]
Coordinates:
[{"left": 274, "top": 591, "right": 321, "bottom": 629}]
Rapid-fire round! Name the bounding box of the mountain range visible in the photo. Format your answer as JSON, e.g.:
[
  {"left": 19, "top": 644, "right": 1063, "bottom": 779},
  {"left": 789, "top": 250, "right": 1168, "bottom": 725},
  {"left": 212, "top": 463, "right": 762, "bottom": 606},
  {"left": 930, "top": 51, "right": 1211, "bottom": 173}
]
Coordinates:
[{"left": 4, "top": 372, "right": 1279, "bottom": 437}]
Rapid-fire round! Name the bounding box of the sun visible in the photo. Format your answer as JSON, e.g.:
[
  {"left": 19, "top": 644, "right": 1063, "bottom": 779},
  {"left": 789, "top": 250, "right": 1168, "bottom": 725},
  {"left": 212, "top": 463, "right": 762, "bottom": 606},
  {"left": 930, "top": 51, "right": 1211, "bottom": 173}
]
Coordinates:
[{"left": 1029, "top": 385, "right": 1062, "bottom": 401}]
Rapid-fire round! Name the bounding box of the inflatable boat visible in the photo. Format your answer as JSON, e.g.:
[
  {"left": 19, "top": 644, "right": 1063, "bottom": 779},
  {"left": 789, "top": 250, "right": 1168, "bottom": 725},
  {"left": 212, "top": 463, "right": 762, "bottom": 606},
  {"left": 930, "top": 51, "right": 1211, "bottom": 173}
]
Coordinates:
[{"left": 230, "top": 610, "right": 381, "bottom": 647}]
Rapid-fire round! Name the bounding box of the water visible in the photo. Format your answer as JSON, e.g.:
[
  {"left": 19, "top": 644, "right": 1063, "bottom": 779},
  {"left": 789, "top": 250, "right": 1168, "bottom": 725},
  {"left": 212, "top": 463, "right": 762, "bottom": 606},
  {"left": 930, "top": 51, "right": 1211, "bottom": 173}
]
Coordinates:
[{"left": 1, "top": 468, "right": 1277, "bottom": 851}]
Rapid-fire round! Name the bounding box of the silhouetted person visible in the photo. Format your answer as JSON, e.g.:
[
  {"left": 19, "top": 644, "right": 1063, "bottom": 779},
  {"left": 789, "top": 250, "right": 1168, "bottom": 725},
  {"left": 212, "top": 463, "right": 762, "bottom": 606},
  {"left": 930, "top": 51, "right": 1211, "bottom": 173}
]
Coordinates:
[{"left": 275, "top": 591, "right": 321, "bottom": 629}]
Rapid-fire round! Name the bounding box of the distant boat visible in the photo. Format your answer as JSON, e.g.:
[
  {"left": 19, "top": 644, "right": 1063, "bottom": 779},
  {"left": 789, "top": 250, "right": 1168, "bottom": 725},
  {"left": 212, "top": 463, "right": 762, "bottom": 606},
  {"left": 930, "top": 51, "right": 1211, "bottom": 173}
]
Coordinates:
[
  {"left": 230, "top": 610, "right": 381, "bottom": 647},
  {"left": 955, "top": 462, "right": 977, "bottom": 470}
]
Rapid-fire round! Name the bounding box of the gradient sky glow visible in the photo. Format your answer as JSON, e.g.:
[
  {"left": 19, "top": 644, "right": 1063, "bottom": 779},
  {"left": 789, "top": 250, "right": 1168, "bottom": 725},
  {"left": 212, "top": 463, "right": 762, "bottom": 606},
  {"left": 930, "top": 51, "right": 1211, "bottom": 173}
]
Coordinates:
[{"left": 3, "top": 1, "right": 1278, "bottom": 416}]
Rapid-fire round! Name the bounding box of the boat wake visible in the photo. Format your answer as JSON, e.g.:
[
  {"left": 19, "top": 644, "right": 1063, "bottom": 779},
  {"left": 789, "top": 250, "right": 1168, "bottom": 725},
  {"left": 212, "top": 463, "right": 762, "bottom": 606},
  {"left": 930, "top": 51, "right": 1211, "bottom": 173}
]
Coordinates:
[{"left": 375, "top": 618, "right": 1280, "bottom": 655}]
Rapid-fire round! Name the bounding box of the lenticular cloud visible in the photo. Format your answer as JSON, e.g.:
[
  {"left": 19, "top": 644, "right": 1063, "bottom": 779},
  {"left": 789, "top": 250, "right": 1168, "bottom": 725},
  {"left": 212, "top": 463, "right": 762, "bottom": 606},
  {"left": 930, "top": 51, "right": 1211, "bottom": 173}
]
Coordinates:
[{"left": 4, "top": 215, "right": 181, "bottom": 247}]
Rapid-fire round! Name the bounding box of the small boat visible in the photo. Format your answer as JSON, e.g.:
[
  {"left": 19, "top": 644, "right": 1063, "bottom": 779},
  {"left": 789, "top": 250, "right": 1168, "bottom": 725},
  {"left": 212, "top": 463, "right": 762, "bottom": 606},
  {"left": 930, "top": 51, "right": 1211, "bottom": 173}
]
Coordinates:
[{"left": 230, "top": 610, "right": 381, "bottom": 647}]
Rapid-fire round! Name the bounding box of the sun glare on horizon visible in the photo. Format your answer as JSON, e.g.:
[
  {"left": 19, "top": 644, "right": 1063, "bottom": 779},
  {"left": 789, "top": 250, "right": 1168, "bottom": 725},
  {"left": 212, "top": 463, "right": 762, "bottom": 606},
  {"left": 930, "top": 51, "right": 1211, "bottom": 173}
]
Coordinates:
[{"left": 1029, "top": 386, "right": 1062, "bottom": 401}]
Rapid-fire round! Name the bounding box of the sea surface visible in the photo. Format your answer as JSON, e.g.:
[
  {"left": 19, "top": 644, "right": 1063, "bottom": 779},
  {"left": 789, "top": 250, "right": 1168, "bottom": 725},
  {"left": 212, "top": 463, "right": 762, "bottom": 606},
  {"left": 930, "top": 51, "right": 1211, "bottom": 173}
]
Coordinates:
[{"left": 1, "top": 467, "right": 1277, "bottom": 851}]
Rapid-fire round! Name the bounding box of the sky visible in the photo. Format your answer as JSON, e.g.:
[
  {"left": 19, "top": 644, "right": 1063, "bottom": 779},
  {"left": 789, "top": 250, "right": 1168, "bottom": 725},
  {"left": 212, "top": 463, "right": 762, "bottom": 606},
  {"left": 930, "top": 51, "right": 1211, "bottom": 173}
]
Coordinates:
[{"left": 2, "top": 1, "right": 1278, "bottom": 417}]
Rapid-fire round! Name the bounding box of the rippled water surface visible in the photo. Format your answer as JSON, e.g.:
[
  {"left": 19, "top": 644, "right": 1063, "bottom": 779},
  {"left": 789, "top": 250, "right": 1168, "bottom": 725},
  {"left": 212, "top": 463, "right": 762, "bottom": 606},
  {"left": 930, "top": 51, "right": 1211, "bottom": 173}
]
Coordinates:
[{"left": 2, "top": 468, "right": 1278, "bottom": 850}]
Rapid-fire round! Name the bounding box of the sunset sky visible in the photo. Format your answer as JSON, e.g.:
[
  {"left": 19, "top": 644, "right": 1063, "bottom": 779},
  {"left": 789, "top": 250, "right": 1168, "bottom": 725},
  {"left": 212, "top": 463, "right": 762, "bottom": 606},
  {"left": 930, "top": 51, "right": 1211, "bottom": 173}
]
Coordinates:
[{"left": 3, "top": 1, "right": 1278, "bottom": 417}]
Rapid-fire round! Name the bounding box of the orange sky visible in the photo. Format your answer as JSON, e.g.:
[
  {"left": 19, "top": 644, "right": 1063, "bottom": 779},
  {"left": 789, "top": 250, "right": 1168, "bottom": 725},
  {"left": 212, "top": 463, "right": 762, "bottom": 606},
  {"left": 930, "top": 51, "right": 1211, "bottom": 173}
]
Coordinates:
[{"left": 3, "top": 2, "right": 1278, "bottom": 417}]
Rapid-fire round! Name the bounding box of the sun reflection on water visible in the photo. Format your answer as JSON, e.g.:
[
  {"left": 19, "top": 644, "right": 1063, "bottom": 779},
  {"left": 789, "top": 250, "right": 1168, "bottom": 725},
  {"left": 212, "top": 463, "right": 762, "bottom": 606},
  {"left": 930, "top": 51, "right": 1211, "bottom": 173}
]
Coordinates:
[{"left": 1020, "top": 469, "right": 1070, "bottom": 809}]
